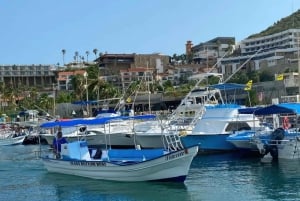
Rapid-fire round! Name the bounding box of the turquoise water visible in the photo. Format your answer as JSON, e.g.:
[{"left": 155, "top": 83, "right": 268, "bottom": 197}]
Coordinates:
[{"left": 1, "top": 145, "right": 300, "bottom": 201}]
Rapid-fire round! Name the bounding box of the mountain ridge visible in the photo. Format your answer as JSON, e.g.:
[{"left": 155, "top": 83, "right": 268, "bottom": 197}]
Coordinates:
[{"left": 248, "top": 9, "right": 300, "bottom": 39}]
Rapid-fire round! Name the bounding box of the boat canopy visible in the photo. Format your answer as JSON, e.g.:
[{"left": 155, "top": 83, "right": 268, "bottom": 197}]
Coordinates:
[
  {"left": 238, "top": 107, "right": 263, "bottom": 114},
  {"left": 253, "top": 103, "right": 300, "bottom": 115},
  {"left": 40, "top": 114, "right": 156, "bottom": 128},
  {"left": 72, "top": 100, "right": 98, "bottom": 105},
  {"left": 211, "top": 83, "right": 246, "bottom": 90}
]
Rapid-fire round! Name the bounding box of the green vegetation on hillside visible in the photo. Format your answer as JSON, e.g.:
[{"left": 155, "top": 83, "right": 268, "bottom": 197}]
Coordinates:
[{"left": 249, "top": 9, "right": 300, "bottom": 38}]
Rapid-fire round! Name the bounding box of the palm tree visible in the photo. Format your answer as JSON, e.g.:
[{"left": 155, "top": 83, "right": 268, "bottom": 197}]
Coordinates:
[
  {"left": 74, "top": 51, "right": 79, "bottom": 63},
  {"left": 91, "top": 77, "right": 104, "bottom": 108},
  {"left": 85, "top": 51, "right": 90, "bottom": 63},
  {"left": 38, "top": 93, "right": 53, "bottom": 115},
  {"left": 61, "top": 49, "right": 66, "bottom": 65},
  {"left": 70, "top": 74, "right": 86, "bottom": 101},
  {"left": 93, "top": 48, "right": 98, "bottom": 60},
  {"left": 81, "top": 56, "right": 85, "bottom": 65}
]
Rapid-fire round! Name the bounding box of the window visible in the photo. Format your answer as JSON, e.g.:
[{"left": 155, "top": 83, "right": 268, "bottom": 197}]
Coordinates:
[{"left": 225, "top": 122, "right": 251, "bottom": 132}]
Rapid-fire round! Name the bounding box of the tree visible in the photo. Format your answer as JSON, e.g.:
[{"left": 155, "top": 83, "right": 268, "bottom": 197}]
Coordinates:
[
  {"left": 69, "top": 74, "right": 86, "bottom": 103},
  {"left": 227, "top": 72, "right": 249, "bottom": 84},
  {"left": 259, "top": 70, "right": 274, "bottom": 82},
  {"left": 85, "top": 51, "right": 90, "bottom": 63},
  {"left": 93, "top": 48, "right": 98, "bottom": 60},
  {"left": 61, "top": 49, "right": 66, "bottom": 65},
  {"left": 74, "top": 51, "right": 79, "bottom": 63},
  {"left": 37, "top": 93, "right": 53, "bottom": 114}
]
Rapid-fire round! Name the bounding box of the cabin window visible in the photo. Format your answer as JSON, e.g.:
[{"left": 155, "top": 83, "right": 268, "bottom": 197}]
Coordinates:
[{"left": 225, "top": 122, "right": 251, "bottom": 132}]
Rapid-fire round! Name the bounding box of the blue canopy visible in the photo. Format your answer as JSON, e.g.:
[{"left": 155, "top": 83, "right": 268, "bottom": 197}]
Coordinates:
[
  {"left": 211, "top": 83, "right": 246, "bottom": 90},
  {"left": 253, "top": 103, "right": 300, "bottom": 115},
  {"left": 72, "top": 100, "right": 99, "bottom": 105},
  {"left": 40, "top": 114, "right": 156, "bottom": 128},
  {"left": 238, "top": 107, "right": 263, "bottom": 114}
]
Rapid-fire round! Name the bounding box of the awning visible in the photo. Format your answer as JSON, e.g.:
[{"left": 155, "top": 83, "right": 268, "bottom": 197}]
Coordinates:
[
  {"left": 40, "top": 114, "right": 156, "bottom": 128},
  {"left": 238, "top": 107, "right": 263, "bottom": 114},
  {"left": 211, "top": 83, "right": 246, "bottom": 90},
  {"left": 253, "top": 103, "right": 300, "bottom": 115}
]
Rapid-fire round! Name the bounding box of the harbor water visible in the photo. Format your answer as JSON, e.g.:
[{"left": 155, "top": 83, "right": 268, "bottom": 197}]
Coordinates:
[{"left": 1, "top": 145, "right": 300, "bottom": 201}]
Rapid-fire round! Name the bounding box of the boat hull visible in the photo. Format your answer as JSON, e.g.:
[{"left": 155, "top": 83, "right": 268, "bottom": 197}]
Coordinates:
[
  {"left": 42, "top": 146, "right": 198, "bottom": 182},
  {"left": 226, "top": 131, "right": 258, "bottom": 150},
  {"left": 135, "top": 134, "right": 167, "bottom": 148},
  {"left": 0, "top": 135, "right": 26, "bottom": 146},
  {"left": 257, "top": 138, "right": 300, "bottom": 160},
  {"left": 181, "top": 134, "right": 236, "bottom": 152}
]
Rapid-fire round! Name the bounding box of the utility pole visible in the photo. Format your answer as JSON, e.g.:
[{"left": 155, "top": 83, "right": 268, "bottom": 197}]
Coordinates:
[{"left": 52, "top": 83, "right": 56, "bottom": 116}]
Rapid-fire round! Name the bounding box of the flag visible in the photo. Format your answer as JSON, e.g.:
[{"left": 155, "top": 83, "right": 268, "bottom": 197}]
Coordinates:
[
  {"left": 276, "top": 74, "right": 283, "bottom": 81},
  {"left": 244, "top": 80, "right": 252, "bottom": 91},
  {"left": 126, "top": 97, "right": 132, "bottom": 103}
]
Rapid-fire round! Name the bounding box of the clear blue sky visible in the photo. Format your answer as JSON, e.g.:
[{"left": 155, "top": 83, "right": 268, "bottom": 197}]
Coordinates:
[{"left": 1, "top": 0, "right": 300, "bottom": 65}]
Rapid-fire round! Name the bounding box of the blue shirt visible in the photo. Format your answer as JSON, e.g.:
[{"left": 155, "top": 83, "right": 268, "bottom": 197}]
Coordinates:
[{"left": 52, "top": 137, "right": 67, "bottom": 152}]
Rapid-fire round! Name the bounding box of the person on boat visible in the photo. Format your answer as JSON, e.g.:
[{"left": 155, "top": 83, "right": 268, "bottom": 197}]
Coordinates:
[{"left": 52, "top": 131, "right": 67, "bottom": 158}]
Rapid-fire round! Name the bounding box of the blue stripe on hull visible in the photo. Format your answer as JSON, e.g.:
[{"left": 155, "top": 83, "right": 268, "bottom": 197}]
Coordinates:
[
  {"left": 152, "top": 175, "right": 187, "bottom": 183},
  {"left": 181, "top": 134, "right": 237, "bottom": 151}
]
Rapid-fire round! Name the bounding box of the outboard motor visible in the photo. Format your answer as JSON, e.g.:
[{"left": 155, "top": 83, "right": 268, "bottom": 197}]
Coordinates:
[
  {"left": 270, "top": 128, "right": 285, "bottom": 142},
  {"left": 263, "top": 128, "right": 285, "bottom": 160}
]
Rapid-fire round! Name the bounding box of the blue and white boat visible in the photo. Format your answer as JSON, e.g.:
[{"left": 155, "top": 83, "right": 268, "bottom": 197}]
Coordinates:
[
  {"left": 227, "top": 104, "right": 300, "bottom": 153},
  {"left": 226, "top": 107, "right": 272, "bottom": 151},
  {"left": 40, "top": 115, "right": 198, "bottom": 182},
  {"left": 250, "top": 103, "right": 300, "bottom": 161},
  {"left": 180, "top": 103, "right": 259, "bottom": 152},
  {"left": 135, "top": 72, "right": 256, "bottom": 152}
]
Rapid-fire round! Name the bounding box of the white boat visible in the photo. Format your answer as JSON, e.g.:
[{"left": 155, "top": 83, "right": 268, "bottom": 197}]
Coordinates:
[
  {"left": 251, "top": 103, "right": 300, "bottom": 161},
  {"left": 134, "top": 73, "right": 224, "bottom": 149},
  {"left": 40, "top": 125, "right": 113, "bottom": 147},
  {"left": 0, "top": 133, "right": 27, "bottom": 146},
  {"left": 256, "top": 136, "right": 300, "bottom": 161},
  {"left": 40, "top": 115, "right": 198, "bottom": 182},
  {"left": 40, "top": 116, "right": 148, "bottom": 148}
]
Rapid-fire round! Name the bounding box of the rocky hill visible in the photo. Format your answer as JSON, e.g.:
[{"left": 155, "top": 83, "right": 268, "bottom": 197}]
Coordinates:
[{"left": 248, "top": 9, "right": 300, "bottom": 38}]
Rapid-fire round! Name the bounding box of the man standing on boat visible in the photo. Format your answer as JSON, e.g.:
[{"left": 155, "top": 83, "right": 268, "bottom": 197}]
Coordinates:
[{"left": 52, "top": 131, "right": 67, "bottom": 158}]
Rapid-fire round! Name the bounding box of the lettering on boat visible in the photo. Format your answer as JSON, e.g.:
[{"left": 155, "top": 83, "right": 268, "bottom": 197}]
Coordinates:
[
  {"left": 70, "top": 161, "right": 106, "bottom": 166},
  {"left": 165, "top": 151, "right": 185, "bottom": 161}
]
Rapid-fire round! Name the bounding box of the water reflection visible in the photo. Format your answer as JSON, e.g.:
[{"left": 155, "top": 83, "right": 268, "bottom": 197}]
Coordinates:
[
  {"left": 39, "top": 173, "right": 191, "bottom": 201},
  {"left": 251, "top": 160, "right": 300, "bottom": 200}
]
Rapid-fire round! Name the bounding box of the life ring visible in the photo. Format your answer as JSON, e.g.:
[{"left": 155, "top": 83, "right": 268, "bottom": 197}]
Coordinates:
[{"left": 282, "top": 116, "right": 290, "bottom": 130}]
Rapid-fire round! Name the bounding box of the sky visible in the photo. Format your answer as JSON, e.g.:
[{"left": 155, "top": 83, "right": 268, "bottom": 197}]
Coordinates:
[{"left": 1, "top": 0, "right": 300, "bottom": 65}]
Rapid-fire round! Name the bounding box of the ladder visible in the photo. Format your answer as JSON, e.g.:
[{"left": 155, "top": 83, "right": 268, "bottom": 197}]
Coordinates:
[{"left": 164, "top": 130, "right": 184, "bottom": 151}]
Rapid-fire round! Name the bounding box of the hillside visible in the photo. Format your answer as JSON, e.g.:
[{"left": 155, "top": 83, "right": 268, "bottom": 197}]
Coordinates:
[{"left": 248, "top": 9, "right": 300, "bottom": 38}]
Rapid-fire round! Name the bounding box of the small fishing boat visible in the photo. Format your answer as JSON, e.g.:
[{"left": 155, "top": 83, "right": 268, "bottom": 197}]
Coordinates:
[
  {"left": 251, "top": 103, "right": 300, "bottom": 161},
  {"left": 0, "top": 133, "right": 27, "bottom": 146},
  {"left": 225, "top": 107, "right": 272, "bottom": 151},
  {"left": 40, "top": 115, "right": 198, "bottom": 182}
]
